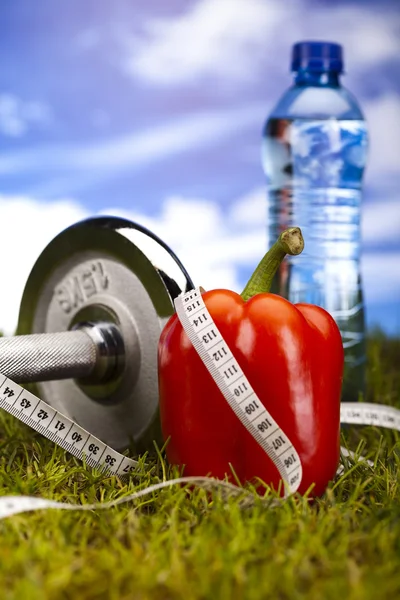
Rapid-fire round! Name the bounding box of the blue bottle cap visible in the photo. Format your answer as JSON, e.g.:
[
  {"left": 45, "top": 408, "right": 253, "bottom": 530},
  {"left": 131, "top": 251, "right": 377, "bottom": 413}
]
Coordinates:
[{"left": 291, "top": 41, "right": 344, "bottom": 73}]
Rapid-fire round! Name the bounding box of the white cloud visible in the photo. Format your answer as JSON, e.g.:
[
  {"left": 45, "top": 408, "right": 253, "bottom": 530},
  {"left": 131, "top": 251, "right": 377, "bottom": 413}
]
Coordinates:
[
  {"left": 221, "top": 185, "right": 400, "bottom": 248},
  {"left": 118, "top": 0, "right": 400, "bottom": 190},
  {"left": 124, "top": 0, "right": 289, "bottom": 85},
  {"left": 101, "top": 196, "right": 265, "bottom": 291},
  {"left": 229, "top": 188, "right": 267, "bottom": 229},
  {"left": 0, "top": 196, "right": 87, "bottom": 334},
  {"left": 0, "top": 103, "right": 265, "bottom": 177},
  {"left": 363, "top": 94, "right": 400, "bottom": 178},
  {"left": 0, "top": 192, "right": 263, "bottom": 334},
  {"left": 0, "top": 188, "right": 399, "bottom": 335},
  {"left": 84, "top": 190, "right": 400, "bottom": 313},
  {"left": 123, "top": 0, "right": 399, "bottom": 86},
  {"left": 362, "top": 198, "right": 400, "bottom": 245},
  {"left": 308, "top": 8, "right": 400, "bottom": 72},
  {"left": 361, "top": 253, "right": 400, "bottom": 303},
  {"left": 75, "top": 104, "right": 263, "bottom": 169},
  {"left": 0, "top": 94, "right": 52, "bottom": 137}
]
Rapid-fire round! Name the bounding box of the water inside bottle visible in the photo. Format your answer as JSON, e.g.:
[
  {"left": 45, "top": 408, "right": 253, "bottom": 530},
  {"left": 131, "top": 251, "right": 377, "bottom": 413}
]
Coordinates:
[{"left": 263, "top": 118, "right": 368, "bottom": 400}]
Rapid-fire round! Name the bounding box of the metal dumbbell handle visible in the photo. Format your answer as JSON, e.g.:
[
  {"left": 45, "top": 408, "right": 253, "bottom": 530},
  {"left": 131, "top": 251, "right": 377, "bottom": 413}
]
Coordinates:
[{"left": 0, "top": 323, "right": 124, "bottom": 384}]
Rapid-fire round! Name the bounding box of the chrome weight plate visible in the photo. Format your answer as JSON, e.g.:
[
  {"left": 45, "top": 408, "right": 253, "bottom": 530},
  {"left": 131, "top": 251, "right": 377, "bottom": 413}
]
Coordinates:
[{"left": 16, "top": 216, "right": 194, "bottom": 453}]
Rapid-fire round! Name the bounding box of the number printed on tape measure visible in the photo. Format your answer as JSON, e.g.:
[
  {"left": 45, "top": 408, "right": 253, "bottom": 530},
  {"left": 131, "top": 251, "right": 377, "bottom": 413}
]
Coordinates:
[
  {"left": 209, "top": 341, "right": 229, "bottom": 364},
  {"left": 1, "top": 379, "right": 22, "bottom": 404},
  {"left": 200, "top": 325, "right": 218, "bottom": 345},
  {"left": 175, "top": 287, "right": 303, "bottom": 496},
  {"left": 30, "top": 402, "right": 56, "bottom": 425},
  {"left": 341, "top": 403, "right": 400, "bottom": 430},
  {"left": 64, "top": 425, "right": 89, "bottom": 450},
  {"left": 2, "top": 286, "right": 400, "bottom": 511},
  {"left": 0, "top": 375, "right": 138, "bottom": 477},
  {"left": 2, "top": 285, "right": 400, "bottom": 516},
  {"left": 83, "top": 436, "right": 107, "bottom": 461}
]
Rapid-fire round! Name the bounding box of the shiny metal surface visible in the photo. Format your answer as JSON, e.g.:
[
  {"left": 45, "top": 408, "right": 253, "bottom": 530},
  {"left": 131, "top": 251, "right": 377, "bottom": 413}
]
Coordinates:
[
  {"left": 78, "top": 322, "right": 125, "bottom": 384},
  {"left": 0, "top": 329, "right": 97, "bottom": 383},
  {"left": 0, "top": 322, "right": 124, "bottom": 384},
  {"left": 16, "top": 216, "right": 194, "bottom": 452}
]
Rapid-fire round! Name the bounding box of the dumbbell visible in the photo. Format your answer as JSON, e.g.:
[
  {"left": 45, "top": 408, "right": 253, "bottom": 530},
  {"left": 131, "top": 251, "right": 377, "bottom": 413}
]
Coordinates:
[{"left": 0, "top": 216, "right": 194, "bottom": 453}]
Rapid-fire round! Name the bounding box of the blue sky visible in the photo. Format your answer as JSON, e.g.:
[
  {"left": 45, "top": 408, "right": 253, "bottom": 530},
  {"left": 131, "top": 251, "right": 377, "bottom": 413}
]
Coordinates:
[{"left": 1, "top": 0, "right": 400, "bottom": 335}]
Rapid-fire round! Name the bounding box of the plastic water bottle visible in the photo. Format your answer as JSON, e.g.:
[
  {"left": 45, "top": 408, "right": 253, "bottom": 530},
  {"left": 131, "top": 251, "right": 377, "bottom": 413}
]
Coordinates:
[{"left": 262, "top": 41, "right": 368, "bottom": 402}]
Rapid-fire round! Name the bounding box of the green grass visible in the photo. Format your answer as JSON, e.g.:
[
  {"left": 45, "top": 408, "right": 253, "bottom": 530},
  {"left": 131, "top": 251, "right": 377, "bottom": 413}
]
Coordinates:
[{"left": 1, "top": 336, "right": 400, "bottom": 600}]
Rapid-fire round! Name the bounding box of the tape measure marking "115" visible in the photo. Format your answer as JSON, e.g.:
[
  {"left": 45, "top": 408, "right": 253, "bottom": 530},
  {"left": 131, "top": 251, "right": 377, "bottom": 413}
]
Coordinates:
[
  {"left": 175, "top": 288, "right": 302, "bottom": 495},
  {"left": 1, "top": 286, "right": 400, "bottom": 519}
]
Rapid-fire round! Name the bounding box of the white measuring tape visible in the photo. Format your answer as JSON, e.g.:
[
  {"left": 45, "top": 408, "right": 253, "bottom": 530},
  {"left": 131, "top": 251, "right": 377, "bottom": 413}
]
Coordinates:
[
  {"left": 0, "top": 286, "right": 398, "bottom": 519},
  {"left": 0, "top": 375, "right": 138, "bottom": 478},
  {"left": 175, "top": 287, "right": 302, "bottom": 495},
  {"left": 0, "top": 477, "right": 269, "bottom": 520},
  {"left": 340, "top": 402, "right": 400, "bottom": 429}
]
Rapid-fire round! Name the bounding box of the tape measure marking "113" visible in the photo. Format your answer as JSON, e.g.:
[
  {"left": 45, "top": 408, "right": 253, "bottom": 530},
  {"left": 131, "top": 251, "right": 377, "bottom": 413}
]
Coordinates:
[
  {"left": 175, "top": 288, "right": 302, "bottom": 495},
  {"left": 1, "top": 286, "right": 400, "bottom": 519}
]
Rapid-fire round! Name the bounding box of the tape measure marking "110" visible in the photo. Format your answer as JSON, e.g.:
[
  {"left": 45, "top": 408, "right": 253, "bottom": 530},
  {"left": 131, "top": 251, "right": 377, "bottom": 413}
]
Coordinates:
[
  {"left": 1, "top": 286, "right": 400, "bottom": 519},
  {"left": 174, "top": 288, "right": 303, "bottom": 495}
]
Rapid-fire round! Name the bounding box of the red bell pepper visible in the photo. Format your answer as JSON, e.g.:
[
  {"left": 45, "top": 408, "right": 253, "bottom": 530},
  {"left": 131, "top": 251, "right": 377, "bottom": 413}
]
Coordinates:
[{"left": 158, "top": 228, "right": 344, "bottom": 496}]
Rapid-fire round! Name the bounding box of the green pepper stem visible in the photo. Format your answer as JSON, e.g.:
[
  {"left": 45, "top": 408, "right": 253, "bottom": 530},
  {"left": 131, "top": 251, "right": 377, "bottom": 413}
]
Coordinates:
[{"left": 240, "top": 227, "right": 304, "bottom": 302}]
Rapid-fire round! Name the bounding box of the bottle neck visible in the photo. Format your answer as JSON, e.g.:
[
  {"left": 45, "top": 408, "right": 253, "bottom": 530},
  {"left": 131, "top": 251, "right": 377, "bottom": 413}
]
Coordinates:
[{"left": 294, "top": 69, "right": 341, "bottom": 87}]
